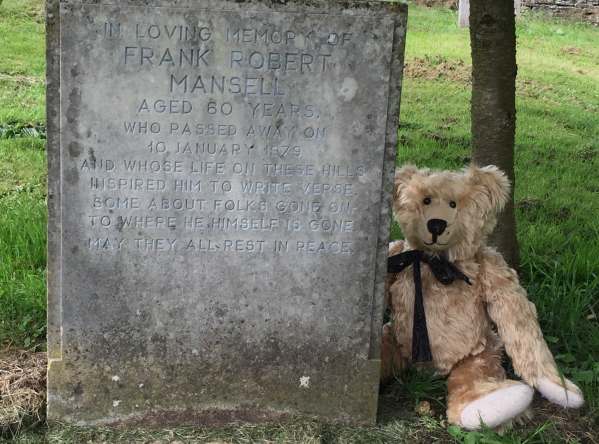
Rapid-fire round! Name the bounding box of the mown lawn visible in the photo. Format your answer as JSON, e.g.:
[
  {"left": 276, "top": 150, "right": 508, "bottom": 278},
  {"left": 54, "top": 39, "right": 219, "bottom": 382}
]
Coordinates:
[
  {"left": 0, "top": 0, "right": 46, "bottom": 350},
  {"left": 1, "top": 0, "right": 598, "bottom": 442}
]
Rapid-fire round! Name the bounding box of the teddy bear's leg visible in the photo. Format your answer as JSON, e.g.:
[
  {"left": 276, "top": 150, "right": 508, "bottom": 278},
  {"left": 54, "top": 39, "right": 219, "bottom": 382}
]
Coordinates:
[
  {"left": 380, "top": 323, "right": 403, "bottom": 385},
  {"left": 446, "top": 342, "right": 533, "bottom": 430}
]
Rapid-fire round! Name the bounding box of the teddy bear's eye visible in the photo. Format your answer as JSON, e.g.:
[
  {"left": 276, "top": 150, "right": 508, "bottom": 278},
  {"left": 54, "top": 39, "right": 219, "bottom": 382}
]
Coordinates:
[
  {"left": 423, "top": 197, "right": 432, "bottom": 205},
  {"left": 449, "top": 201, "right": 457, "bottom": 208}
]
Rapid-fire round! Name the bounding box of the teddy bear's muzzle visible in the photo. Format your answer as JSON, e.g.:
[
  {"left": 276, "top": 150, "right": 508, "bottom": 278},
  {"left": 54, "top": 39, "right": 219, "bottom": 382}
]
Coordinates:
[
  {"left": 427, "top": 218, "right": 448, "bottom": 244},
  {"left": 427, "top": 218, "right": 447, "bottom": 235}
]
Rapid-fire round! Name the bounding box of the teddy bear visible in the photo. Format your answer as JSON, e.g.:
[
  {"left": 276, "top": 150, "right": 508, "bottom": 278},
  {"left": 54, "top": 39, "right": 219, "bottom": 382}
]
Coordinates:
[{"left": 381, "top": 164, "right": 584, "bottom": 430}]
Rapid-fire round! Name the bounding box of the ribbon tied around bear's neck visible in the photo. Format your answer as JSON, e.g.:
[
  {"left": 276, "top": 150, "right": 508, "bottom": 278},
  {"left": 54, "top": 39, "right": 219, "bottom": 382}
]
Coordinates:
[{"left": 388, "top": 250, "right": 472, "bottom": 363}]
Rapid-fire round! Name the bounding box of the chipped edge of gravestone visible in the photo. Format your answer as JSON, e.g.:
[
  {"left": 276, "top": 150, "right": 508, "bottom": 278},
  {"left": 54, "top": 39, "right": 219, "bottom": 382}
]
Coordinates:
[
  {"left": 46, "top": 0, "right": 62, "bottom": 366},
  {"left": 368, "top": 6, "right": 407, "bottom": 362}
]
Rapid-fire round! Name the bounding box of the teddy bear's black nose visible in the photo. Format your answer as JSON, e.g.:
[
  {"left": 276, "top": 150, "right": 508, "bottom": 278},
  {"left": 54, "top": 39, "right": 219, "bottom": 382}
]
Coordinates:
[{"left": 427, "top": 219, "right": 447, "bottom": 236}]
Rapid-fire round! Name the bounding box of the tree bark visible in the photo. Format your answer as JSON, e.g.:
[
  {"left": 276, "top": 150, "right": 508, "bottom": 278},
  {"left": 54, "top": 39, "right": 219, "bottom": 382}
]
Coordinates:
[{"left": 470, "top": 0, "right": 519, "bottom": 269}]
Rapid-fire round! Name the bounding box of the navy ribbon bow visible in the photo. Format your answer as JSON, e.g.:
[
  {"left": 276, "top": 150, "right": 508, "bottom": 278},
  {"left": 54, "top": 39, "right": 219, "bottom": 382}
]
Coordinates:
[{"left": 388, "top": 250, "right": 472, "bottom": 362}]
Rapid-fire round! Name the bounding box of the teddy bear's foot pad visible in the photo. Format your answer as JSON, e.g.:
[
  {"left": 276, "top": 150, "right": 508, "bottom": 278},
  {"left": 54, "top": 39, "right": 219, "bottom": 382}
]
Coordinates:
[
  {"left": 460, "top": 382, "right": 533, "bottom": 430},
  {"left": 536, "top": 377, "right": 584, "bottom": 408}
]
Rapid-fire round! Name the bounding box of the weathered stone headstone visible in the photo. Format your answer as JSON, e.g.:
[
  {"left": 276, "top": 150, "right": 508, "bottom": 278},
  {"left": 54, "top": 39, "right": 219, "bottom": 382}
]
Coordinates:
[
  {"left": 459, "top": 0, "right": 521, "bottom": 28},
  {"left": 47, "top": 0, "right": 407, "bottom": 425}
]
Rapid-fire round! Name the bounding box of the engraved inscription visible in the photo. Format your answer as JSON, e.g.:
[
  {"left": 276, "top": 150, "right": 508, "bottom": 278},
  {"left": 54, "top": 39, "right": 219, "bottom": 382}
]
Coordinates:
[{"left": 69, "top": 13, "right": 382, "bottom": 258}]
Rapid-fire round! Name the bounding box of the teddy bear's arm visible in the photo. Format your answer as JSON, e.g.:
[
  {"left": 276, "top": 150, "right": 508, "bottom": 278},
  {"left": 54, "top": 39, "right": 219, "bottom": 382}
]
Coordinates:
[{"left": 479, "top": 248, "right": 584, "bottom": 408}]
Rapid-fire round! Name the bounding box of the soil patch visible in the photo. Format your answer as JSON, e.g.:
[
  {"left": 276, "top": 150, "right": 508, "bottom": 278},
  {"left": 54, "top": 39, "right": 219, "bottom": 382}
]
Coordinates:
[
  {"left": 0, "top": 73, "right": 42, "bottom": 85},
  {"left": 404, "top": 57, "right": 471, "bottom": 83}
]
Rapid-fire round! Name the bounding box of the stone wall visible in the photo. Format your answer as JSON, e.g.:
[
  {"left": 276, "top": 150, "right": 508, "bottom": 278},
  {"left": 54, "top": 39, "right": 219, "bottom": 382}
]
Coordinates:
[
  {"left": 412, "top": 0, "right": 599, "bottom": 25},
  {"left": 413, "top": 0, "right": 458, "bottom": 9},
  {"left": 522, "top": 1, "right": 599, "bottom": 25}
]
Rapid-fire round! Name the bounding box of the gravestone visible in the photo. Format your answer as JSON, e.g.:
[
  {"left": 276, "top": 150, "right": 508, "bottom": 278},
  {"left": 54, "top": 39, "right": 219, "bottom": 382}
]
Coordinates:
[
  {"left": 47, "top": 0, "right": 407, "bottom": 425},
  {"left": 458, "top": 0, "right": 521, "bottom": 28}
]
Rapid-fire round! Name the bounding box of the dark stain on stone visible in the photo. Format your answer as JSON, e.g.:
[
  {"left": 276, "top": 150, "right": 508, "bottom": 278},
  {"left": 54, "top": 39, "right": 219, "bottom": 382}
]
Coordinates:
[
  {"left": 137, "top": 310, "right": 150, "bottom": 324},
  {"left": 150, "top": 333, "right": 167, "bottom": 348},
  {"left": 67, "top": 88, "right": 81, "bottom": 125},
  {"left": 71, "top": 246, "right": 79, "bottom": 255},
  {"left": 73, "top": 381, "right": 84, "bottom": 396},
  {"left": 67, "top": 141, "right": 82, "bottom": 157},
  {"left": 70, "top": 65, "right": 80, "bottom": 78},
  {"left": 64, "top": 168, "right": 79, "bottom": 185},
  {"left": 275, "top": 118, "right": 284, "bottom": 129},
  {"left": 88, "top": 147, "right": 97, "bottom": 163}
]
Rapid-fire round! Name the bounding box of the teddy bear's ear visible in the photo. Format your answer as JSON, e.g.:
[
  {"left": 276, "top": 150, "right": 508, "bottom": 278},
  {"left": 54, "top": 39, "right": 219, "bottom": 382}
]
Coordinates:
[
  {"left": 394, "top": 164, "right": 421, "bottom": 198},
  {"left": 466, "top": 165, "right": 511, "bottom": 213}
]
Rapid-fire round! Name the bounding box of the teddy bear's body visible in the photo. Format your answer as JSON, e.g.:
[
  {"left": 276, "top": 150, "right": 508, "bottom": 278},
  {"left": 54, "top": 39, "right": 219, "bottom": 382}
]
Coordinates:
[
  {"left": 382, "top": 165, "right": 584, "bottom": 429},
  {"left": 388, "top": 239, "right": 489, "bottom": 375}
]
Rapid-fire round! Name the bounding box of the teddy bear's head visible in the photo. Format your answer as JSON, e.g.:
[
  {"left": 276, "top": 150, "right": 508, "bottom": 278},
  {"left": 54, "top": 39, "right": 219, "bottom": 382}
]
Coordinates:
[{"left": 393, "top": 165, "right": 510, "bottom": 259}]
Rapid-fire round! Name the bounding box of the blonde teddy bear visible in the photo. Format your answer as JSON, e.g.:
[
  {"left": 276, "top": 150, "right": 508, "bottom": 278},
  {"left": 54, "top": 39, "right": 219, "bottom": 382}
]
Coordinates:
[{"left": 381, "top": 165, "right": 584, "bottom": 430}]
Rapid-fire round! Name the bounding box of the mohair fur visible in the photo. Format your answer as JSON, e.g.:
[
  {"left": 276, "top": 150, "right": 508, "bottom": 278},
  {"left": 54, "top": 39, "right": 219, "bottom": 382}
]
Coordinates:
[{"left": 382, "top": 165, "right": 584, "bottom": 429}]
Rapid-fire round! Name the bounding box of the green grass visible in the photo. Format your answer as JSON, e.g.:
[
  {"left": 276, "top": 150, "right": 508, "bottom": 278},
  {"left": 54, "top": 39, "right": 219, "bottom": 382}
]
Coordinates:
[
  {"left": 0, "top": 0, "right": 45, "bottom": 124},
  {"left": 0, "top": 0, "right": 598, "bottom": 442},
  {"left": 0, "top": 0, "right": 47, "bottom": 350},
  {"left": 0, "top": 139, "right": 46, "bottom": 349}
]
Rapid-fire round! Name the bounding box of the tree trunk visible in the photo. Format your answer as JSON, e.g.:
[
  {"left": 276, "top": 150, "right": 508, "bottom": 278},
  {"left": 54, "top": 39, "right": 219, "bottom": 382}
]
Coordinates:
[{"left": 470, "top": 0, "right": 519, "bottom": 269}]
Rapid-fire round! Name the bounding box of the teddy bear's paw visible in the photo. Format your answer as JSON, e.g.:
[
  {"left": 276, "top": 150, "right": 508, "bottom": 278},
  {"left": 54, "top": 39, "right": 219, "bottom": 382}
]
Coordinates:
[
  {"left": 536, "top": 377, "right": 584, "bottom": 408},
  {"left": 460, "top": 382, "right": 533, "bottom": 430}
]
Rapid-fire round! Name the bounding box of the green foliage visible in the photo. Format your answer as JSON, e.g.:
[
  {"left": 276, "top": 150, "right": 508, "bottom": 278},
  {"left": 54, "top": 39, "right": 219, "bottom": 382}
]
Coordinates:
[
  {"left": 387, "top": 367, "right": 447, "bottom": 410},
  {"left": 0, "top": 122, "right": 46, "bottom": 140},
  {"left": 447, "top": 421, "right": 561, "bottom": 444}
]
